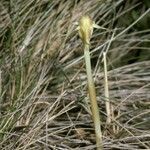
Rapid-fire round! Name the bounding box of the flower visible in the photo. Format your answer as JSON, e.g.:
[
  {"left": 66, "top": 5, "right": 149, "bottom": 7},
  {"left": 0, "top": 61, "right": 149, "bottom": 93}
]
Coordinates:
[{"left": 78, "top": 15, "right": 93, "bottom": 45}]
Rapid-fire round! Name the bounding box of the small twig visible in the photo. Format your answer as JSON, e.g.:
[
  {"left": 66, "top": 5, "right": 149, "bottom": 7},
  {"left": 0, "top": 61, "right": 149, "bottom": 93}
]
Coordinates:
[{"left": 103, "top": 52, "right": 111, "bottom": 124}]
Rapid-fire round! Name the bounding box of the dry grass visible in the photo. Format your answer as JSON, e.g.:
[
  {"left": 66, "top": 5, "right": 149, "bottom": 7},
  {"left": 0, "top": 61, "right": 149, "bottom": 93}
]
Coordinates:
[{"left": 0, "top": 0, "right": 150, "bottom": 149}]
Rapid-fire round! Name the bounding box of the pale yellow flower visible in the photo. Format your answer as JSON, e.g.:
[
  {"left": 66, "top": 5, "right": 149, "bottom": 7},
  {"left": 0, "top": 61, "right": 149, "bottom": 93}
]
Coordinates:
[
  {"left": 78, "top": 15, "right": 93, "bottom": 45},
  {"left": 77, "top": 15, "right": 107, "bottom": 45}
]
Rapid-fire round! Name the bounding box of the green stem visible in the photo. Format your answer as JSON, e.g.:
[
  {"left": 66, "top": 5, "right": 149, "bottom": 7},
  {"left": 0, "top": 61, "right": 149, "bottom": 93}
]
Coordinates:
[{"left": 84, "top": 44, "right": 103, "bottom": 150}]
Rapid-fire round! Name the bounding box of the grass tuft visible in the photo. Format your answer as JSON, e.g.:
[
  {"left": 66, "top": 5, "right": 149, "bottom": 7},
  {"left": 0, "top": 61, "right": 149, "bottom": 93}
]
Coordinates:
[{"left": 0, "top": 0, "right": 150, "bottom": 149}]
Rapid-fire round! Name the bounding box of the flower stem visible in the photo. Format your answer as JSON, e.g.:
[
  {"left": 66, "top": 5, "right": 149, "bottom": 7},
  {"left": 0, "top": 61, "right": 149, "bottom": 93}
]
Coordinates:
[{"left": 84, "top": 44, "right": 103, "bottom": 150}]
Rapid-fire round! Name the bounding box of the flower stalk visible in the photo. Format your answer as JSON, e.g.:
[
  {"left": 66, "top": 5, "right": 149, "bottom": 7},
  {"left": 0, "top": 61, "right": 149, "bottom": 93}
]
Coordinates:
[{"left": 77, "top": 15, "right": 103, "bottom": 150}]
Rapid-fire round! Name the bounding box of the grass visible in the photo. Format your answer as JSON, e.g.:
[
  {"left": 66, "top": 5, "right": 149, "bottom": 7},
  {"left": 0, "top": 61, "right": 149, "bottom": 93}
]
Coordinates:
[{"left": 0, "top": 0, "right": 150, "bottom": 149}]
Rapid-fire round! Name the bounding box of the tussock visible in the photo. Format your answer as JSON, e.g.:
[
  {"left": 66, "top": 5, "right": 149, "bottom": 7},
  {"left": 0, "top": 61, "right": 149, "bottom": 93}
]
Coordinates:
[{"left": 0, "top": 0, "right": 150, "bottom": 149}]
